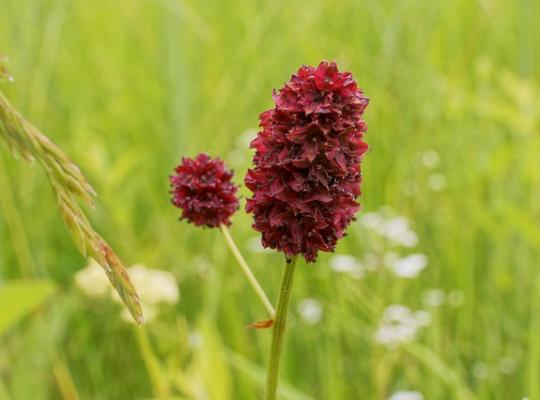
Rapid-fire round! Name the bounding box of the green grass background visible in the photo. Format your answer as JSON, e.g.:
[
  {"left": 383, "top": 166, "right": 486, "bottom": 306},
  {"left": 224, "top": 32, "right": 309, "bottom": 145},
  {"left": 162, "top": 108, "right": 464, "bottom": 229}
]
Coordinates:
[{"left": 1, "top": 0, "right": 539, "bottom": 399}]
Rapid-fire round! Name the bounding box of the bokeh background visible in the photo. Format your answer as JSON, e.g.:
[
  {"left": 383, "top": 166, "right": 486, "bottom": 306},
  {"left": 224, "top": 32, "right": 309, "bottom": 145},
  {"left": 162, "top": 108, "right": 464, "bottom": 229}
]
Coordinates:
[{"left": 1, "top": 0, "right": 539, "bottom": 399}]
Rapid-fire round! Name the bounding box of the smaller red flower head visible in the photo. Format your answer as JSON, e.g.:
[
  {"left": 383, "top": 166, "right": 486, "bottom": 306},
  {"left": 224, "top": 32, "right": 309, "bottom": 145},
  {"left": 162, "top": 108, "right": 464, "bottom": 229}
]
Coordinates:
[{"left": 170, "top": 153, "right": 239, "bottom": 228}]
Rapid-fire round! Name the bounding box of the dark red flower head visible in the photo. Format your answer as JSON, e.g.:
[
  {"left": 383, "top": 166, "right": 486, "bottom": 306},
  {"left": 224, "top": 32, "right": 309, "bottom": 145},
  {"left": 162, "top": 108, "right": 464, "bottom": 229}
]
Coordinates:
[
  {"left": 245, "top": 61, "right": 369, "bottom": 262},
  {"left": 170, "top": 153, "right": 239, "bottom": 228}
]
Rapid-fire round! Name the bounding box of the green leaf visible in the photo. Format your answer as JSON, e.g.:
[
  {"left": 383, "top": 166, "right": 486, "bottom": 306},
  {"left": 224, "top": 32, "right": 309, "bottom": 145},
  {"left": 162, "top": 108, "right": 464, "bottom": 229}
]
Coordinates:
[
  {"left": 0, "top": 280, "right": 57, "bottom": 335},
  {"left": 406, "top": 343, "right": 477, "bottom": 400},
  {"left": 192, "top": 318, "right": 232, "bottom": 400},
  {"left": 224, "top": 348, "right": 314, "bottom": 400}
]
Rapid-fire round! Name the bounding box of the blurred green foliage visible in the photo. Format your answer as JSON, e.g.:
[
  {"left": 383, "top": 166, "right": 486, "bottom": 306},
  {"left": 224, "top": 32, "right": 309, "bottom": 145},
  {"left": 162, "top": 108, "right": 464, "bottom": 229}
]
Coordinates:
[
  {"left": 0, "top": 280, "right": 56, "bottom": 334},
  {"left": 0, "top": 0, "right": 539, "bottom": 399}
]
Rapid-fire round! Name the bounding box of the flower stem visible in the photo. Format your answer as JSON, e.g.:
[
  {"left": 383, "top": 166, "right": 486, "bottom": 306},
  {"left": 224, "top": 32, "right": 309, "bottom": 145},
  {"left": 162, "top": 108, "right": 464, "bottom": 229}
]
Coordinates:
[
  {"left": 134, "top": 327, "right": 170, "bottom": 398},
  {"left": 219, "top": 224, "right": 276, "bottom": 319},
  {"left": 266, "top": 256, "right": 298, "bottom": 400}
]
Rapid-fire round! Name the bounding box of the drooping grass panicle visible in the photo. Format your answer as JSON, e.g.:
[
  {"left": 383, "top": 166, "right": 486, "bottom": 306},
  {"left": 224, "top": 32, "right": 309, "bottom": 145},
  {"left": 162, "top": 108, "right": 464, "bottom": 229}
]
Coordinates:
[{"left": 0, "top": 86, "right": 143, "bottom": 325}]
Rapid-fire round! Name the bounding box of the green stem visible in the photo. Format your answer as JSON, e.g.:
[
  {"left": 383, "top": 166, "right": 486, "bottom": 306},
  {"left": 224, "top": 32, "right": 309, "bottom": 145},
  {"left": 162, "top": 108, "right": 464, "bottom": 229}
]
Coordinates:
[
  {"left": 220, "top": 224, "right": 276, "bottom": 319},
  {"left": 266, "top": 256, "right": 298, "bottom": 400},
  {"left": 134, "top": 327, "right": 169, "bottom": 398},
  {"left": 52, "top": 357, "right": 80, "bottom": 400}
]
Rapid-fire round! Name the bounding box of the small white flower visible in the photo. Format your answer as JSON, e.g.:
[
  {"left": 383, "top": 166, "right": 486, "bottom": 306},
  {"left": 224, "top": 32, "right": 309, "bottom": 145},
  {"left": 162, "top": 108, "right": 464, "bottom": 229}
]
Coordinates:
[
  {"left": 392, "top": 324, "right": 417, "bottom": 340},
  {"left": 395, "top": 230, "right": 419, "bottom": 247},
  {"left": 112, "top": 264, "right": 179, "bottom": 324},
  {"left": 360, "top": 212, "right": 385, "bottom": 230},
  {"left": 74, "top": 260, "right": 111, "bottom": 298},
  {"left": 297, "top": 298, "right": 323, "bottom": 325},
  {"left": 428, "top": 173, "right": 447, "bottom": 191},
  {"left": 375, "top": 324, "right": 416, "bottom": 347},
  {"left": 381, "top": 217, "right": 418, "bottom": 247},
  {"left": 383, "top": 216, "right": 409, "bottom": 233},
  {"left": 421, "top": 149, "right": 440, "bottom": 169},
  {"left": 384, "top": 304, "right": 413, "bottom": 322},
  {"left": 388, "top": 254, "right": 428, "bottom": 278},
  {"left": 388, "top": 390, "right": 424, "bottom": 400},
  {"left": 423, "top": 288, "right": 446, "bottom": 307},
  {"left": 329, "top": 255, "right": 365, "bottom": 279},
  {"left": 127, "top": 264, "right": 180, "bottom": 305},
  {"left": 375, "top": 305, "right": 430, "bottom": 348}
]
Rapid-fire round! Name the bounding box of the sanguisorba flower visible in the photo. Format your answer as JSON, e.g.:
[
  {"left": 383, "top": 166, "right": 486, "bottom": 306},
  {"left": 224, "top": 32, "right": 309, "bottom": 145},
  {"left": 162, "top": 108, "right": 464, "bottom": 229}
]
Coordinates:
[
  {"left": 170, "top": 153, "right": 239, "bottom": 227},
  {"left": 245, "top": 61, "right": 369, "bottom": 262}
]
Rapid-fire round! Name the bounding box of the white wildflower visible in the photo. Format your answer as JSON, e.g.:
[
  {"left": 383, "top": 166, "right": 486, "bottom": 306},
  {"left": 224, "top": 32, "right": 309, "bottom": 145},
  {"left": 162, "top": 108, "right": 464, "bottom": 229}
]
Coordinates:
[
  {"left": 421, "top": 149, "right": 440, "bottom": 169},
  {"left": 423, "top": 288, "right": 445, "bottom": 307},
  {"left": 112, "top": 264, "right": 179, "bottom": 324},
  {"left": 388, "top": 390, "right": 424, "bottom": 400},
  {"left": 375, "top": 305, "right": 430, "bottom": 348},
  {"left": 127, "top": 264, "right": 179, "bottom": 305},
  {"left": 375, "top": 324, "right": 416, "bottom": 347},
  {"left": 387, "top": 254, "right": 428, "bottom": 278},
  {"left": 380, "top": 217, "right": 418, "bottom": 247},
  {"left": 329, "top": 255, "right": 365, "bottom": 279},
  {"left": 428, "top": 173, "right": 447, "bottom": 191},
  {"left": 360, "top": 212, "right": 385, "bottom": 230},
  {"left": 74, "top": 259, "right": 111, "bottom": 298},
  {"left": 360, "top": 211, "right": 419, "bottom": 247},
  {"left": 384, "top": 304, "right": 413, "bottom": 322},
  {"left": 297, "top": 298, "right": 323, "bottom": 325}
]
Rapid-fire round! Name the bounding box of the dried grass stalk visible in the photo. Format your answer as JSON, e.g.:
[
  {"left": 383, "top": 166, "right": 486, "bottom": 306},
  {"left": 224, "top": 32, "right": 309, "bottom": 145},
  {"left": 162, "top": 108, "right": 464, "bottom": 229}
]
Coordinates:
[{"left": 0, "top": 85, "right": 143, "bottom": 324}]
